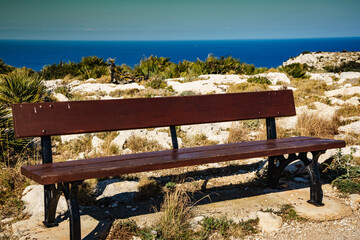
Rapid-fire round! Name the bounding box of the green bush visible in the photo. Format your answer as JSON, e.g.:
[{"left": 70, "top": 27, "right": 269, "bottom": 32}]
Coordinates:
[
  {"left": 0, "top": 104, "right": 29, "bottom": 166},
  {"left": 279, "top": 63, "right": 308, "bottom": 78},
  {"left": 146, "top": 78, "right": 167, "bottom": 89},
  {"left": 247, "top": 76, "right": 271, "bottom": 85},
  {"left": 0, "top": 69, "right": 46, "bottom": 105},
  {"left": 0, "top": 59, "right": 15, "bottom": 75},
  {"left": 324, "top": 61, "right": 360, "bottom": 73}
]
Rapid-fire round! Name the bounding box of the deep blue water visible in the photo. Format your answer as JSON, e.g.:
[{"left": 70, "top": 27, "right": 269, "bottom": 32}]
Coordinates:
[{"left": 1, "top": 38, "right": 360, "bottom": 71}]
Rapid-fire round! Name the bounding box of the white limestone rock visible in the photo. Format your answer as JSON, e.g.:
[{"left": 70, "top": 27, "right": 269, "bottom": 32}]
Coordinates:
[
  {"left": 254, "top": 72, "right": 290, "bottom": 85},
  {"left": 95, "top": 180, "right": 139, "bottom": 203},
  {"left": 345, "top": 97, "right": 360, "bottom": 106},
  {"left": 257, "top": 211, "right": 283, "bottom": 233},
  {"left": 71, "top": 83, "right": 145, "bottom": 95},
  {"left": 91, "top": 136, "right": 105, "bottom": 152},
  {"left": 22, "top": 185, "right": 67, "bottom": 218},
  {"left": 338, "top": 72, "right": 360, "bottom": 84},
  {"left": 53, "top": 93, "right": 69, "bottom": 102},
  {"left": 308, "top": 73, "right": 340, "bottom": 84},
  {"left": 181, "top": 122, "right": 232, "bottom": 144},
  {"left": 338, "top": 121, "right": 360, "bottom": 135},
  {"left": 60, "top": 133, "right": 86, "bottom": 143},
  {"left": 43, "top": 79, "right": 64, "bottom": 92},
  {"left": 325, "top": 86, "right": 360, "bottom": 97}
]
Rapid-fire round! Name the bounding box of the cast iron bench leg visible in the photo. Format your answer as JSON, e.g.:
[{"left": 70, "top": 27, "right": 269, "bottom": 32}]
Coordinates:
[
  {"left": 59, "top": 182, "right": 82, "bottom": 240},
  {"left": 43, "top": 184, "right": 62, "bottom": 227},
  {"left": 306, "top": 151, "right": 325, "bottom": 206}
]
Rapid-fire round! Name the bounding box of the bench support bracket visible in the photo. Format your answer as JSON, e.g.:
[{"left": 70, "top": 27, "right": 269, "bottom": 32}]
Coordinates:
[
  {"left": 306, "top": 151, "right": 325, "bottom": 206},
  {"left": 43, "top": 184, "right": 62, "bottom": 227},
  {"left": 58, "top": 181, "right": 82, "bottom": 240},
  {"left": 267, "top": 151, "right": 325, "bottom": 206}
]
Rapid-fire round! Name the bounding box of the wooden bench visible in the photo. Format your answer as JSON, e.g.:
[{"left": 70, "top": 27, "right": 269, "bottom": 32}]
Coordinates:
[{"left": 12, "top": 90, "right": 345, "bottom": 240}]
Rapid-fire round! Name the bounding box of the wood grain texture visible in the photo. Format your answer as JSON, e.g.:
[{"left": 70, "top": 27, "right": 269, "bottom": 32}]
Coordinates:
[
  {"left": 21, "top": 137, "right": 345, "bottom": 185},
  {"left": 12, "top": 90, "right": 296, "bottom": 138}
]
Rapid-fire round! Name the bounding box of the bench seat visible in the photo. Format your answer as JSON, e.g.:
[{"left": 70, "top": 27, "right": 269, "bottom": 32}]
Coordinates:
[{"left": 22, "top": 136, "right": 345, "bottom": 185}]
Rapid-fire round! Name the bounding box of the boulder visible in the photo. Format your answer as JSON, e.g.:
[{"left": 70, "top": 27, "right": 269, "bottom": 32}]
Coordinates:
[
  {"left": 53, "top": 93, "right": 69, "bottom": 102},
  {"left": 338, "top": 121, "right": 360, "bottom": 135},
  {"left": 95, "top": 180, "right": 139, "bottom": 203},
  {"left": 256, "top": 211, "right": 283, "bottom": 233},
  {"left": 325, "top": 86, "right": 360, "bottom": 97},
  {"left": 22, "top": 185, "right": 68, "bottom": 218}
]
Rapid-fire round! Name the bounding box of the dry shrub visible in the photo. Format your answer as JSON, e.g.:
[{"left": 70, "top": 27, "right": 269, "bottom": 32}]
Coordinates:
[
  {"left": 0, "top": 167, "right": 29, "bottom": 218},
  {"left": 182, "top": 134, "right": 218, "bottom": 148},
  {"left": 107, "top": 220, "right": 137, "bottom": 240},
  {"left": 228, "top": 120, "right": 267, "bottom": 143},
  {"left": 296, "top": 113, "right": 339, "bottom": 138},
  {"left": 336, "top": 105, "right": 360, "bottom": 118},
  {"left": 157, "top": 184, "right": 192, "bottom": 240},
  {"left": 96, "top": 75, "right": 111, "bottom": 83},
  {"left": 291, "top": 78, "right": 336, "bottom": 106},
  {"left": 137, "top": 176, "right": 161, "bottom": 200},
  {"left": 125, "top": 135, "right": 164, "bottom": 153},
  {"left": 227, "top": 83, "right": 269, "bottom": 93},
  {"left": 99, "top": 131, "right": 120, "bottom": 156}
]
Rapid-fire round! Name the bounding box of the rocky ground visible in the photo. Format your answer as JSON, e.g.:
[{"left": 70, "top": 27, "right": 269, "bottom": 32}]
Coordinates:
[{"left": 1, "top": 51, "right": 360, "bottom": 239}]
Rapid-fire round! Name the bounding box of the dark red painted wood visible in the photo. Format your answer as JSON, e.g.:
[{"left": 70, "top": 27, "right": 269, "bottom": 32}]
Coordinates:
[
  {"left": 21, "top": 137, "right": 345, "bottom": 185},
  {"left": 12, "top": 90, "right": 296, "bottom": 138}
]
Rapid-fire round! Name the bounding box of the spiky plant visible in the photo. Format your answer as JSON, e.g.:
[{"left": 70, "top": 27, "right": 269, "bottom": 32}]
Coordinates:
[{"left": 0, "top": 70, "right": 46, "bottom": 105}]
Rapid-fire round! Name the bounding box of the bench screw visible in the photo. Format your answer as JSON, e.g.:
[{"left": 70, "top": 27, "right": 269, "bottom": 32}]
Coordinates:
[
  {"left": 42, "top": 130, "right": 46, "bottom": 133},
  {"left": 49, "top": 104, "right": 53, "bottom": 108},
  {"left": 39, "top": 105, "right": 43, "bottom": 109}
]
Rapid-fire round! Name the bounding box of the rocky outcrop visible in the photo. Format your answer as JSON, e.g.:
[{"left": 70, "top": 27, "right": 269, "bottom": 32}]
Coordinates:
[{"left": 283, "top": 52, "right": 360, "bottom": 70}]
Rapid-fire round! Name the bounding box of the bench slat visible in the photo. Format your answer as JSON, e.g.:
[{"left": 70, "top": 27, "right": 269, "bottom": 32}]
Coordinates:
[
  {"left": 12, "top": 90, "right": 295, "bottom": 138},
  {"left": 21, "top": 137, "right": 345, "bottom": 185}
]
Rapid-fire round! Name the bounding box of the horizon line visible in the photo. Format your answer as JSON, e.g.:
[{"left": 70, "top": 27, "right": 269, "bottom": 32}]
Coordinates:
[{"left": 1, "top": 36, "right": 360, "bottom": 42}]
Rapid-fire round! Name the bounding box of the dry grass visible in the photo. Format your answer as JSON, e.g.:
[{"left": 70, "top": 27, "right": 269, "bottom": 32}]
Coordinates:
[
  {"left": 290, "top": 78, "right": 337, "bottom": 106},
  {"left": 336, "top": 105, "right": 360, "bottom": 119},
  {"left": 0, "top": 167, "right": 29, "bottom": 219},
  {"left": 54, "top": 134, "right": 92, "bottom": 161},
  {"left": 228, "top": 120, "right": 267, "bottom": 143},
  {"left": 296, "top": 113, "right": 339, "bottom": 138},
  {"left": 98, "top": 131, "right": 120, "bottom": 156},
  {"left": 157, "top": 184, "right": 192, "bottom": 240},
  {"left": 125, "top": 135, "right": 164, "bottom": 153},
  {"left": 227, "top": 82, "right": 269, "bottom": 93},
  {"left": 95, "top": 75, "right": 111, "bottom": 83},
  {"left": 182, "top": 134, "right": 218, "bottom": 148}
]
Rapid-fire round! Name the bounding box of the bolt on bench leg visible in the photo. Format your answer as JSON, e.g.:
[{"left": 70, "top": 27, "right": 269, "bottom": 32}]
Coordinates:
[
  {"left": 43, "top": 184, "right": 62, "bottom": 227},
  {"left": 59, "top": 182, "right": 82, "bottom": 240},
  {"left": 306, "top": 151, "right": 325, "bottom": 206}
]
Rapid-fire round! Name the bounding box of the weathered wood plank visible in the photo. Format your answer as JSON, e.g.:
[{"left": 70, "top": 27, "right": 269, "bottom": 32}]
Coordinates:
[
  {"left": 21, "top": 137, "right": 345, "bottom": 185},
  {"left": 12, "top": 90, "right": 296, "bottom": 138}
]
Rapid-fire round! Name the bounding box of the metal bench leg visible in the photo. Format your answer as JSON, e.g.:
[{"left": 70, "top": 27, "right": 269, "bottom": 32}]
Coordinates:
[
  {"left": 267, "top": 156, "right": 282, "bottom": 188},
  {"left": 43, "top": 184, "right": 62, "bottom": 227},
  {"left": 306, "top": 151, "right": 325, "bottom": 206},
  {"left": 59, "top": 182, "right": 82, "bottom": 240}
]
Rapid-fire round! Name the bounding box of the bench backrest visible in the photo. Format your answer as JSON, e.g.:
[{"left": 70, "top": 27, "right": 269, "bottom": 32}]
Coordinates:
[{"left": 12, "top": 90, "right": 296, "bottom": 138}]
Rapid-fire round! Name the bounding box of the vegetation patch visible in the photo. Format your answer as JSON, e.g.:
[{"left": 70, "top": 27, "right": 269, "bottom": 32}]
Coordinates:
[
  {"left": 247, "top": 76, "right": 271, "bottom": 85},
  {"left": 125, "top": 135, "right": 164, "bottom": 153},
  {"left": 322, "top": 149, "right": 360, "bottom": 194},
  {"left": 296, "top": 113, "right": 339, "bottom": 138},
  {"left": 226, "top": 82, "right": 269, "bottom": 93}
]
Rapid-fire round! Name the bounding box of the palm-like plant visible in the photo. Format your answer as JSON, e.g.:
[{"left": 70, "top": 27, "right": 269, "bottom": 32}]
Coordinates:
[{"left": 0, "top": 70, "right": 46, "bottom": 105}]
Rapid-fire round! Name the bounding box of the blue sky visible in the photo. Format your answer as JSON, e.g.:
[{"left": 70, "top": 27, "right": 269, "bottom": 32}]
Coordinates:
[{"left": 0, "top": 0, "right": 359, "bottom": 40}]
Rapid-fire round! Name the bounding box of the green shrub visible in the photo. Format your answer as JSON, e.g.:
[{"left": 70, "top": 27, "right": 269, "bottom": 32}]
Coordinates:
[
  {"left": 146, "top": 78, "right": 167, "bottom": 89},
  {"left": 279, "top": 63, "right": 308, "bottom": 78},
  {"left": 322, "top": 148, "right": 360, "bottom": 194},
  {"left": 0, "top": 69, "right": 45, "bottom": 105},
  {"left": 54, "top": 85, "right": 73, "bottom": 99},
  {"left": 0, "top": 59, "right": 15, "bottom": 75},
  {"left": 324, "top": 61, "right": 360, "bottom": 73},
  {"left": 247, "top": 76, "right": 271, "bottom": 85}
]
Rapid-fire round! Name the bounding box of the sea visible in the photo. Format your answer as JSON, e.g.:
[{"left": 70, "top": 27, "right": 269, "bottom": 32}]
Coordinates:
[{"left": 1, "top": 38, "right": 360, "bottom": 71}]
